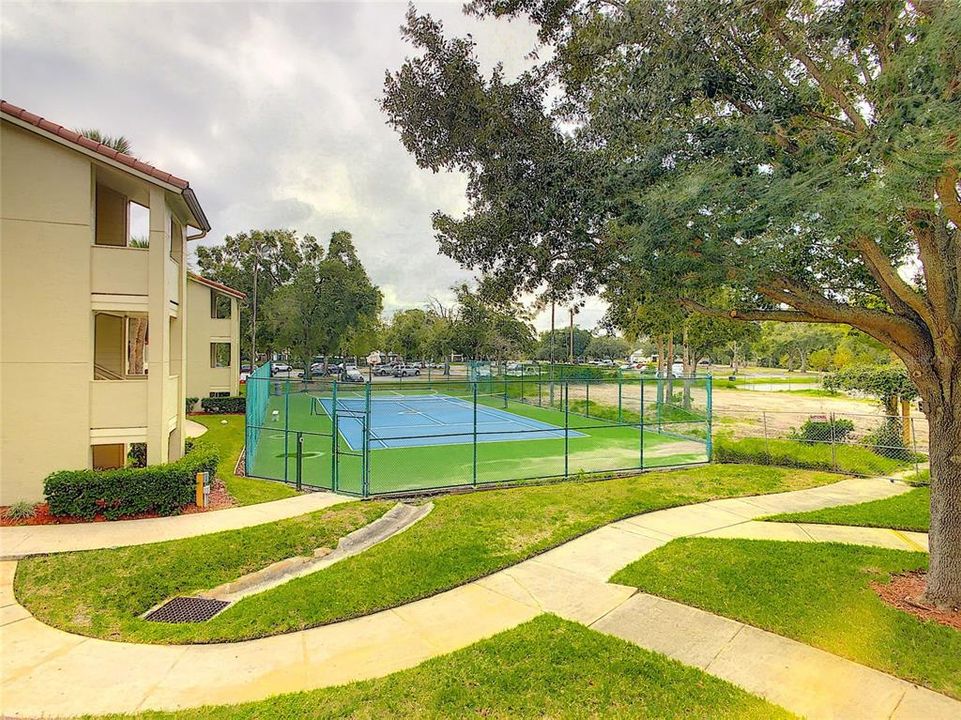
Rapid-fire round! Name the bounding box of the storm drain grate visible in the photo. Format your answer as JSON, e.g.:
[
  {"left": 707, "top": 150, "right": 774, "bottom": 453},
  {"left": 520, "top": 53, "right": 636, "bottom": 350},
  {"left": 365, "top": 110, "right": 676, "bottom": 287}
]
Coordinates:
[{"left": 144, "top": 597, "right": 229, "bottom": 623}]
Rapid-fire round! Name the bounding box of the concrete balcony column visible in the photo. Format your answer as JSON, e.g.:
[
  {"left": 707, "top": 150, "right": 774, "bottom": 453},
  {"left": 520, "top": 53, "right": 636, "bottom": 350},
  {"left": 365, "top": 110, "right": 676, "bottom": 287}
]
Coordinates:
[{"left": 146, "top": 187, "right": 172, "bottom": 465}]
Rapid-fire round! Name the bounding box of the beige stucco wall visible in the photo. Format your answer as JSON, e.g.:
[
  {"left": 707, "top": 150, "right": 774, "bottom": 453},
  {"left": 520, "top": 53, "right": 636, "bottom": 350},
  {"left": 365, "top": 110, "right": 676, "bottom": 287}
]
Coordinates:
[
  {"left": 0, "top": 120, "right": 188, "bottom": 503},
  {"left": 185, "top": 278, "right": 240, "bottom": 401}
]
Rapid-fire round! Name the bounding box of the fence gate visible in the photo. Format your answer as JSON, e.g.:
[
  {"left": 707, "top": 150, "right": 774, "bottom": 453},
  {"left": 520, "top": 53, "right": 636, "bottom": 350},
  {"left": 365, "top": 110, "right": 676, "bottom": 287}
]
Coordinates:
[{"left": 333, "top": 402, "right": 368, "bottom": 496}]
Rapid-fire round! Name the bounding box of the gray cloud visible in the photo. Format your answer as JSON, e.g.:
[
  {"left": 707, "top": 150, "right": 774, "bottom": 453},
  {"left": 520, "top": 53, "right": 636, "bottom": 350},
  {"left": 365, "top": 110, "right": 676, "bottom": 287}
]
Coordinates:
[{"left": 1, "top": 1, "right": 606, "bottom": 331}]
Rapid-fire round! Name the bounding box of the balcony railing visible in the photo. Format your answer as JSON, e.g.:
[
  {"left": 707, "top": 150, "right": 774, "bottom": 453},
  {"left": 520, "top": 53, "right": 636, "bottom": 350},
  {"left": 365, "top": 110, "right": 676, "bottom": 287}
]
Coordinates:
[
  {"left": 91, "top": 245, "right": 149, "bottom": 296},
  {"left": 90, "top": 378, "right": 148, "bottom": 429}
]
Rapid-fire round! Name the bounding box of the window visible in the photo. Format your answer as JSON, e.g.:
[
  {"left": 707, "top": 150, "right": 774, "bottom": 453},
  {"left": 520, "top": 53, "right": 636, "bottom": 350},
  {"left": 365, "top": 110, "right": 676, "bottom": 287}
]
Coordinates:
[
  {"left": 210, "top": 342, "right": 231, "bottom": 368},
  {"left": 127, "top": 317, "right": 148, "bottom": 375},
  {"left": 92, "top": 443, "right": 125, "bottom": 470},
  {"left": 211, "top": 290, "right": 231, "bottom": 319}
]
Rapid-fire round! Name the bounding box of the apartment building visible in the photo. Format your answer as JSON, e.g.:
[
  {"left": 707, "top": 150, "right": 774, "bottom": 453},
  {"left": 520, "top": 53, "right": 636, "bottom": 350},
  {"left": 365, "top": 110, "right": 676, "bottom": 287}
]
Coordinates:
[
  {"left": 0, "top": 101, "right": 214, "bottom": 503},
  {"left": 186, "top": 273, "right": 244, "bottom": 402}
]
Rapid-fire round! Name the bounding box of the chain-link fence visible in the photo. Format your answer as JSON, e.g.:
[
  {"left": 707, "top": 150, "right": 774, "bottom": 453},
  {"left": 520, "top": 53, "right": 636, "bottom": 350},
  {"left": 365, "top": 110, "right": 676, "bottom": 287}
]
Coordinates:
[
  {"left": 713, "top": 408, "right": 928, "bottom": 478},
  {"left": 244, "top": 367, "right": 712, "bottom": 497}
]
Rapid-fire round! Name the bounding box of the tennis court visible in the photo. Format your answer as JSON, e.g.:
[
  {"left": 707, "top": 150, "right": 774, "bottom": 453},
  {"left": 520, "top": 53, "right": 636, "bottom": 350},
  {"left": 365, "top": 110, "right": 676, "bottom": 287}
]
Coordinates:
[
  {"left": 245, "top": 368, "right": 712, "bottom": 497},
  {"left": 313, "top": 393, "right": 586, "bottom": 449}
]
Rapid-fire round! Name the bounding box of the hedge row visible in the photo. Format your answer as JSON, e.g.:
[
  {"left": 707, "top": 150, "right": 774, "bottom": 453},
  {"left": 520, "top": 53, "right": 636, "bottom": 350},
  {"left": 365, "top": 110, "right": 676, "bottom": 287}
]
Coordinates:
[
  {"left": 200, "top": 396, "right": 245, "bottom": 414},
  {"left": 44, "top": 442, "right": 220, "bottom": 519}
]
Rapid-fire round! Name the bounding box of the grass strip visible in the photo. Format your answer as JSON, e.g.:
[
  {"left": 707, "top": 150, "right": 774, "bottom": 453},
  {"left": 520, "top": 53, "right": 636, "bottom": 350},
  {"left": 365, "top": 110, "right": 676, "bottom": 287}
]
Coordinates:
[
  {"left": 767, "top": 487, "right": 930, "bottom": 532},
  {"left": 613, "top": 538, "right": 960, "bottom": 699},
  {"left": 192, "top": 414, "right": 299, "bottom": 505},
  {"left": 86, "top": 615, "right": 795, "bottom": 720}
]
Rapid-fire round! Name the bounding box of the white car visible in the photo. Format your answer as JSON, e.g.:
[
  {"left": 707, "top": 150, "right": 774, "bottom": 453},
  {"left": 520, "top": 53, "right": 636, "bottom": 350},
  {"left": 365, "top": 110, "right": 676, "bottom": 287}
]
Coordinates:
[
  {"left": 343, "top": 368, "right": 366, "bottom": 383},
  {"left": 270, "top": 362, "right": 292, "bottom": 376},
  {"left": 656, "top": 362, "right": 685, "bottom": 378},
  {"left": 393, "top": 364, "right": 421, "bottom": 377}
]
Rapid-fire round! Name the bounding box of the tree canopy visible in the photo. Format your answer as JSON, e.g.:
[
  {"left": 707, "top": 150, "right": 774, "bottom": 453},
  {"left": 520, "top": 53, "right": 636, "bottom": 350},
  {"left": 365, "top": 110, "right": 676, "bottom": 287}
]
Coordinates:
[
  {"left": 383, "top": 0, "right": 961, "bottom": 604},
  {"left": 264, "top": 231, "right": 381, "bottom": 376}
]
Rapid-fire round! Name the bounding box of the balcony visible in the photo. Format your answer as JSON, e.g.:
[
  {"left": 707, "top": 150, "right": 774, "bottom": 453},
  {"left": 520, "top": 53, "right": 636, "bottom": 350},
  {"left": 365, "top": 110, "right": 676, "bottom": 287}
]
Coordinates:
[
  {"left": 90, "top": 379, "right": 148, "bottom": 429},
  {"left": 91, "top": 245, "right": 149, "bottom": 297}
]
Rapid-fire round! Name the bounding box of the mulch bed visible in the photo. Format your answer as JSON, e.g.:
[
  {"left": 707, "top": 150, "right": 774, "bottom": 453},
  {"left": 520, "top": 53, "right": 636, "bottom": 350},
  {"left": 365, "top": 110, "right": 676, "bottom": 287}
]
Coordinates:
[
  {"left": 873, "top": 570, "right": 961, "bottom": 630},
  {"left": 0, "top": 479, "right": 235, "bottom": 526}
]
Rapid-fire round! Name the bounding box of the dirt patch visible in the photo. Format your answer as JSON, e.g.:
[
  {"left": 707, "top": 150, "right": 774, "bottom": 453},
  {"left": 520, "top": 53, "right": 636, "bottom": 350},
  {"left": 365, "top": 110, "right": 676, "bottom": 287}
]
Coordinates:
[
  {"left": 0, "top": 479, "right": 235, "bottom": 526},
  {"left": 873, "top": 571, "right": 961, "bottom": 630}
]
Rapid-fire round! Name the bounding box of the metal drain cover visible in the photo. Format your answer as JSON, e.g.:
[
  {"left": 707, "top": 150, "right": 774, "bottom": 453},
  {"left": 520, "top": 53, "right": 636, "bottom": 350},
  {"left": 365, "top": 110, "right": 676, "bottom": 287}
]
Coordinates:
[{"left": 144, "top": 597, "right": 229, "bottom": 623}]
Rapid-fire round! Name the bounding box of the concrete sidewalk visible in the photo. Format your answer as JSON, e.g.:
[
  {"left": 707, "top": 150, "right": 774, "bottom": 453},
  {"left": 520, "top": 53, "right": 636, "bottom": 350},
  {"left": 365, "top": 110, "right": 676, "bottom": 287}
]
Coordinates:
[
  {"left": 3, "top": 475, "right": 957, "bottom": 719},
  {"left": 0, "top": 491, "right": 353, "bottom": 559}
]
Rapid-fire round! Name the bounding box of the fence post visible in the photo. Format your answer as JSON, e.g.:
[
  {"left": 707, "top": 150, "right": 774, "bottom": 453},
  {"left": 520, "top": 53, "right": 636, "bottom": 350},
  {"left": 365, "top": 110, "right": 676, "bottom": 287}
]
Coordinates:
[
  {"left": 618, "top": 376, "right": 623, "bottom": 423},
  {"left": 585, "top": 379, "right": 591, "bottom": 418},
  {"left": 473, "top": 381, "right": 478, "bottom": 487},
  {"left": 283, "top": 379, "right": 291, "bottom": 484},
  {"left": 295, "top": 432, "right": 303, "bottom": 491},
  {"left": 639, "top": 378, "right": 645, "bottom": 469},
  {"left": 911, "top": 417, "right": 920, "bottom": 482},
  {"left": 830, "top": 411, "right": 838, "bottom": 473},
  {"left": 705, "top": 376, "right": 713, "bottom": 461},
  {"left": 363, "top": 381, "right": 371, "bottom": 498},
  {"left": 564, "top": 381, "right": 570, "bottom": 478},
  {"left": 763, "top": 411, "right": 770, "bottom": 464},
  {"left": 331, "top": 381, "right": 339, "bottom": 492}
]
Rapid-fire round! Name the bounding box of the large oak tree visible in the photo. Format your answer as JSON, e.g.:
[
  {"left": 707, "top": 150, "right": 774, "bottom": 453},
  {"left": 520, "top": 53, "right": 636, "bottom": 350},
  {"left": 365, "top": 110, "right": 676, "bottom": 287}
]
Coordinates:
[{"left": 382, "top": 0, "right": 961, "bottom": 604}]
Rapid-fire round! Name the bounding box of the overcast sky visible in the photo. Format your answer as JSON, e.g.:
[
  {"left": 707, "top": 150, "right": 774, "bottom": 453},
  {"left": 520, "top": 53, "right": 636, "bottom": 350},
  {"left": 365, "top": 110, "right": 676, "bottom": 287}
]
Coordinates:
[{"left": 1, "top": 0, "right": 606, "bottom": 331}]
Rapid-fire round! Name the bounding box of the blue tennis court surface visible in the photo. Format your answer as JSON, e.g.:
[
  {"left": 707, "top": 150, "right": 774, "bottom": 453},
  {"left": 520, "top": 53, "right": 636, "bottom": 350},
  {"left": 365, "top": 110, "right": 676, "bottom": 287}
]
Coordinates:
[{"left": 317, "top": 394, "right": 585, "bottom": 449}]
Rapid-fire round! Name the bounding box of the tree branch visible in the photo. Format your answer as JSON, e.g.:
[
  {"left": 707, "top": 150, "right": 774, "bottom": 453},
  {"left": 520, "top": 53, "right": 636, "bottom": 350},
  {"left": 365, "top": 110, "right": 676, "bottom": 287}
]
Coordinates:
[
  {"left": 852, "top": 234, "right": 934, "bottom": 328},
  {"left": 679, "top": 298, "right": 831, "bottom": 323},
  {"left": 765, "top": 15, "right": 868, "bottom": 133}
]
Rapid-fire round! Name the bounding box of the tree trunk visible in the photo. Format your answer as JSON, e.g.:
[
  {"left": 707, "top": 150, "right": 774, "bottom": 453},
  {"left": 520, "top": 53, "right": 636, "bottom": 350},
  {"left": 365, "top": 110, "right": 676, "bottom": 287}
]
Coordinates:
[
  {"left": 656, "top": 336, "right": 666, "bottom": 406},
  {"left": 666, "top": 332, "right": 675, "bottom": 402},
  {"left": 923, "top": 395, "right": 961, "bottom": 608},
  {"left": 681, "top": 327, "right": 693, "bottom": 409}
]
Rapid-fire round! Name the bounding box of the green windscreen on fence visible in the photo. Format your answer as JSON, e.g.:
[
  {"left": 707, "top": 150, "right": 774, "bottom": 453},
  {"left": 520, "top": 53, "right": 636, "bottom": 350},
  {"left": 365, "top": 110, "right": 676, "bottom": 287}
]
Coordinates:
[{"left": 243, "top": 373, "right": 712, "bottom": 497}]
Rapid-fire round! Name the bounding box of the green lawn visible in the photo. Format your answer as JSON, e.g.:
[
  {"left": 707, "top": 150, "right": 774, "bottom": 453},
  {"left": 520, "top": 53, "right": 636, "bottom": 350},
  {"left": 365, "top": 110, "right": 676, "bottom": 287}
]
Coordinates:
[
  {"left": 768, "top": 486, "right": 930, "bottom": 532},
  {"left": 612, "top": 538, "right": 960, "bottom": 699},
  {"left": 247, "top": 385, "right": 708, "bottom": 496},
  {"left": 15, "top": 502, "right": 389, "bottom": 643},
  {"left": 714, "top": 433, "right": 910, "bottom": 476},
  {"left": 192, "top": 414, "right": 298, "bottom": 505},
  {"left": 88, "top": 615, "right": 793, "bottom": 720},
  {"left": 15, "top": 464, "right": 839, "bottom": 644}
]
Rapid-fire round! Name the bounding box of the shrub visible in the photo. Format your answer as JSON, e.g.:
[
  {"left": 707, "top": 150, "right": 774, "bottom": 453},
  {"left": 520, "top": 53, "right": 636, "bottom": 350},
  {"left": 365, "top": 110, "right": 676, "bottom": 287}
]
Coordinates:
[
  {"left": 792, "top": 418, "right": 855, "bottom": 444},
  {"left": 3, "top": 501, "right": 37, "bottom": 521},
  {"left": 43, "top": 442, "right": 219, "bottom": 519},
  {"left": 865, "top": 420, "right": 911, "bottom": 459},
  {"left": 186, "top": 397, "right": 199, "bottom": 413},
  {"left": 200, "top": 396, "right": 245, "bottom": 414}
]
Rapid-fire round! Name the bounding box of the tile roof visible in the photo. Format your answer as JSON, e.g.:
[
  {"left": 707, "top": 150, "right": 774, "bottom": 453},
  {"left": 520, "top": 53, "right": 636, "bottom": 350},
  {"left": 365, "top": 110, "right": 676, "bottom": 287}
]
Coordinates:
[
  {"left": 1, "top": 100, "right": 191, "bottom": 188},
  {"left": 188, "top": 272, "right": 247, "bottom": 300}
]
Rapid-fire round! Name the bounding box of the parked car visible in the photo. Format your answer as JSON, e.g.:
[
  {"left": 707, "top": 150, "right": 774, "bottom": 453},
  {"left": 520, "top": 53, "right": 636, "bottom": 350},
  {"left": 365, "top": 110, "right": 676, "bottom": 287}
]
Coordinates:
[
  {"left": 373, "top": 364, "right": 395, "bottom": 376},
  {"left": 270, "top": 362, "right": 292, "bottom": 376},
  {"left": 343, "top": 368, "right": 366, "bottom": 383},
  {"left": 656, "top": 362, "right": 685, "bottom": 378},
  {"left": 393, "top": 364, "right": 421, "bottom": 377},
  {"left": 309, "top": 362, "right": 326, "bottom": 375}
]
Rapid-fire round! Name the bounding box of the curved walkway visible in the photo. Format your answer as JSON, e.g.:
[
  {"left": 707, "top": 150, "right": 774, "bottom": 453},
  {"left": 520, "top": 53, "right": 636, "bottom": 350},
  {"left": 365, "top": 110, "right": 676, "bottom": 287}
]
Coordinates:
[
  {"left": 0, "top": 491, "right": 353, "bottom": 559},
  {"left": 2, "top": 476, "right": 958, "bottom": 719}
]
